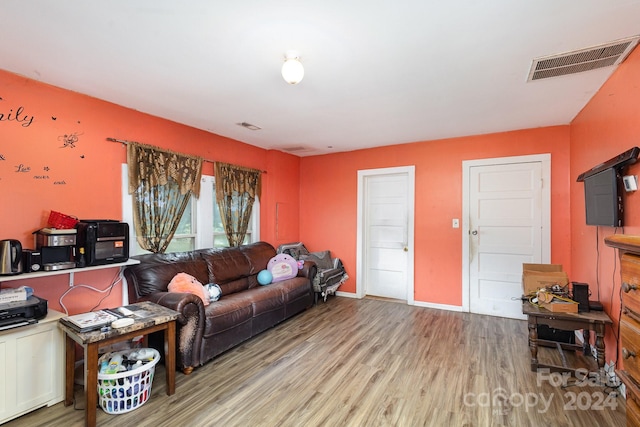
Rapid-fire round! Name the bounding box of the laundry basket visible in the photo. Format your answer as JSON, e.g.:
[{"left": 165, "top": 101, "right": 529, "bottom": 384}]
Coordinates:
[{"left": 97, "top": 348, "right": 160, "bottom": 414}]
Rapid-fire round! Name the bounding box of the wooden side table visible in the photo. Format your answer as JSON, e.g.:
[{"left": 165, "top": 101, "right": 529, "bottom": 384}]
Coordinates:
[
  {"left": 58, "top": 301, "right": 179, "bottom": 427},
  {"left": 522, "top": 302, "right": 612, "bottom": 374}
]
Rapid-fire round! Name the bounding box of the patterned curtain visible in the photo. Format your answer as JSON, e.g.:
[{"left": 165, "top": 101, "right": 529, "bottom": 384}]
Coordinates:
[
  {"left": 127, "top": 142, "right": 203, "bottom": 253},
  {"left": 214, "top": 162, "right": 262, "bottom": 247}
]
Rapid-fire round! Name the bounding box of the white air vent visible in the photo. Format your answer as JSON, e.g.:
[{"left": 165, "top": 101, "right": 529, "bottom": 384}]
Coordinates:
[
  {"left": 528, "top": 36, "right": 640, "bottom": 81},
  {"left": 281, "top": 146, "right": 309, "bottom": 153}
]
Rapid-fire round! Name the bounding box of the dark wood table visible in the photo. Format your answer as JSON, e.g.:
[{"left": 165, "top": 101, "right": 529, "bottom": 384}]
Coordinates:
[
  {"left": 58, "top": 301, "right": 179, "bottom": 427},
  {"left": 522, "top": 302, "right": 612, "bottom": 374}
]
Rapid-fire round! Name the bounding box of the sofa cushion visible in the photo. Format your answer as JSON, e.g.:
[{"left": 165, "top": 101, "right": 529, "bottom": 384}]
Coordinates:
[
  {"left": 214, "top": 276, "right": 252, "bottom": 296},
  {"left": 200, "top": 244, "right": 279, "bottom": 295},
  {"left": 239, "top": 241, "right": 277, "bottom": 275},
  {"left": 246, "top": 285, "right": 285, "bottom": 317},
  {"left": 202, "top": 247, "right": 251, "bottom": 283},
  {"left": 204, "top": 294, "right": 253, "bottom": 336},
  {"left": 126, "top": 252, "right": 209, "bottom": 297},
  {"left": 274, "top": 276, "right": 313, "bottom": 303}
]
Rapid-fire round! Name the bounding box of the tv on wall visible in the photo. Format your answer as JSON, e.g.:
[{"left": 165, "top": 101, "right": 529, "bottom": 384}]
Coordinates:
[{"left": 583, "top": 167, "right": 623, "bottom": 227}]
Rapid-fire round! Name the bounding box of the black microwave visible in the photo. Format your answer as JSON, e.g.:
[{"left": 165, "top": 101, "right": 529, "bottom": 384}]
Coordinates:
[{"left": 76, "top": 220, "right": 129, "bottom": 266}]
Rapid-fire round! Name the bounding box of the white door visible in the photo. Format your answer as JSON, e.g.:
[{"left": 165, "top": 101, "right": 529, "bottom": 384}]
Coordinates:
[
  {"left": 357, "top": 166, "right": 415, "bottom": 303},
  {"left": 464, "top": 155, "right": 550, "bottom": 319}
]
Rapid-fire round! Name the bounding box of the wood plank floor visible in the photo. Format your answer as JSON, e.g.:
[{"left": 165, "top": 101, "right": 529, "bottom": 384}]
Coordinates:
[{"left": 6, "top": 297, "right": 626, "bottom": 427}]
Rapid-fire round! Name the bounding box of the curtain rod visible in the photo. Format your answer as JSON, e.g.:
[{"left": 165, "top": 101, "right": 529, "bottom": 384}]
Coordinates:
[{"left": 106, "top": 137, "right": 266, "bottom": 173}]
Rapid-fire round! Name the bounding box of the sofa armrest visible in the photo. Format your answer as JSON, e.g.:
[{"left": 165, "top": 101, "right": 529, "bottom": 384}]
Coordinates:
[
  {"left": 137, "top": 291, "right": 205, "bottom": 373},
  {"left": 140, "top": 291, "right": 203, "bottom": 323},
  {"left": 297, "top": 260, "right": 317, "bottom": 282}
]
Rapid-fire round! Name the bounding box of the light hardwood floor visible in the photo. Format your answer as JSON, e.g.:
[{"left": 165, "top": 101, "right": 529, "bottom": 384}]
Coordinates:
[{"left": 6, "top": 297, "right": 626, "bottom": 427}]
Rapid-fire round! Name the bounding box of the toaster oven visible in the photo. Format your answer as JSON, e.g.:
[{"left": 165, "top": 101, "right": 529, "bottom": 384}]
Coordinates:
[{"left": 76, "top": 220, "right": 129, "bottom": 266}]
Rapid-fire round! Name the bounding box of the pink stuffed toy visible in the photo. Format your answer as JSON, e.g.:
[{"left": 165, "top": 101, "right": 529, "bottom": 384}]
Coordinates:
[
  {"left": 168, "top": 272, "right": 210, "bottom": 306},
  {"left": 267, "top": 254, "right": 298, "bottom": 283}
]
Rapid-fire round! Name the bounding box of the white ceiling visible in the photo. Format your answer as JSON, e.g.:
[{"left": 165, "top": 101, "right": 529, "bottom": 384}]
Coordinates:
[{"left": 1, "top": 1, "right": 640, "bottom": 156}]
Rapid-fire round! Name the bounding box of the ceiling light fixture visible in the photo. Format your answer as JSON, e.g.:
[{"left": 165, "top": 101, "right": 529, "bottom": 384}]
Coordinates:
[{"left": 281, "top": 50, "right": 304, "bottom": 84}]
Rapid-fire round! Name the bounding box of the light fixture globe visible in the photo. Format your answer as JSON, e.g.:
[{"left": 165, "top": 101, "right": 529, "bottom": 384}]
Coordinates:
[{"left": 281, "top": 51, "right": 304, "bottom": 84}]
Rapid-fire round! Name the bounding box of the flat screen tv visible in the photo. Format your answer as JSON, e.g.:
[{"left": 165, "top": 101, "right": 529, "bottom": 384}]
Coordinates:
[{"left": 583, "top": 167, "right": 623, "bottom": 227}]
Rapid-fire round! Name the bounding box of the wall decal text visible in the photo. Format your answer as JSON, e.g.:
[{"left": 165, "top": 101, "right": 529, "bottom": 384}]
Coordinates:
[
  {"left": 15, "top": 164, "right": 30, "bottom": 173},
  {"left": 0, "top": 106, "right": 34, "bottom": 127}
]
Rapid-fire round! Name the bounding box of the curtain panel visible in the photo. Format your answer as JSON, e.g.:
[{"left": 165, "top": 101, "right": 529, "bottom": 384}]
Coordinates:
[
  {"left": 127, "top": 142, "right": 203, "bottom": 253},
  {"left": 214, "top": 162, "right": 262, "bottom": 247}
]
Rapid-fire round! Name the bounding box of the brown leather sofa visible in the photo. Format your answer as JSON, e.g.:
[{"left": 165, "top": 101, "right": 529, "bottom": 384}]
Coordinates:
[{"left": 123, "top": 241, "right": 316, "bottom": 374}]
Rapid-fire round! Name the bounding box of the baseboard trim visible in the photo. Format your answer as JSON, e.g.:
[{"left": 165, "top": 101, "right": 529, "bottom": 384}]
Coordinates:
[
  {"left": 412, "top": 300, "right": 464, "bottom": 312},
  {"left": 335, "top": 291, "right": 358, "bottom": 299},
  {"left": 335, "top": 291, "right": 464, "bottom": 312}
]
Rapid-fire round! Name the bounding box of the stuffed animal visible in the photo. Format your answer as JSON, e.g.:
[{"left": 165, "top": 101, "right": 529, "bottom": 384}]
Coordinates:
[
  {"left": 204, "top": 283, "right": 222, "bottom": 301},
  {"left": 267, "top": 254, "right": 298, "bottom": 283},
  {"left": 168, "top": 272, "right": 210, "bottom": 306}
]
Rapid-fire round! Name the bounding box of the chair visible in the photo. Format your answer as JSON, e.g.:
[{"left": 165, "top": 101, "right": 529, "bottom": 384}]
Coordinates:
[{"left": 277, "top": 242, "right": 348, "bottom": 304}]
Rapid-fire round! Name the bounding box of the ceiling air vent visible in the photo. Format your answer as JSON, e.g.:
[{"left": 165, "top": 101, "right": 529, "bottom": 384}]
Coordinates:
[
  {"left": 281, "top": 146, "right": 309, "bottom": 153},
  {"left": 527, "top": 36, "right": 640, "bottom": 81}
]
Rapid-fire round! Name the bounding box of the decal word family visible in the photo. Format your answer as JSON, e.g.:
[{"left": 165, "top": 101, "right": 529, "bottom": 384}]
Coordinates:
[{"left": 0, "top": 106, "right": 34, "bottom": 127}]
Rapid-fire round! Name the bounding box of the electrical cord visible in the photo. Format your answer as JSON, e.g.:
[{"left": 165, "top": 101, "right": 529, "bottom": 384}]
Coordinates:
[
  {"left": 561, "top": 373, "right": 620, "bottom": 395},
  {"left": 58, "top": 268, "right": 123, "bottom": 315}
]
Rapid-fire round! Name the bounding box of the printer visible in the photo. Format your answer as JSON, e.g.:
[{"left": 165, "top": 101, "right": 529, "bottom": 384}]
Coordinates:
[{"left": 0, "top": 296, "right": 48, "bottom": 331}]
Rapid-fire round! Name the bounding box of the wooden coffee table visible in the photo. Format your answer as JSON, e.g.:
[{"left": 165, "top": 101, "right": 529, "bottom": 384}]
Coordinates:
[{"left": 59, "top": 301, "right": 179, "bottom": 427}]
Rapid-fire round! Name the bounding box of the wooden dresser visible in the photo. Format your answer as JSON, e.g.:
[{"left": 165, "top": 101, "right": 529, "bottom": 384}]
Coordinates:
[{"left": 605, "top": 235, "right": 640, "bottom": 427}]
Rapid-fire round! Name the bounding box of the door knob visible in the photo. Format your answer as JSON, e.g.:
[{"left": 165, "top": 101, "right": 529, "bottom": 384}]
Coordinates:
[
  {"left": 403, "top": 247, "right": 408, "bottom": 252},
  {"left": 471, "top": 230, "right": 478, "bottom": 235}
]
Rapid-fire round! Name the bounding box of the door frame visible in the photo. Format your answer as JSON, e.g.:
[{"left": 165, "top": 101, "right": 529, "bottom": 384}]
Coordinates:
[
  {"left": 356, "top": 166, "right": 415, "bottom": 304},
  {"left": 461, "top": 154, "right": 551, "bottom": 312}
]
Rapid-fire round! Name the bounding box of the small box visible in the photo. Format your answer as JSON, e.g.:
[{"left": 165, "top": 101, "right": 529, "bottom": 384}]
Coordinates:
[
  {"left": 0, "top": 287, "right": 28, "bottom": 304},
  {"left": 540, "top": 299, "right": 579, "bottom": 313},
  {"left": 522, "top": 263, "right": 569, "bottom": 295}
]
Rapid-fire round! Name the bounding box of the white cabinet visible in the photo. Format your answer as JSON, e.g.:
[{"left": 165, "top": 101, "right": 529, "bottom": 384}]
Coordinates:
[{"left": 0, "top": 310, "right": 64, "bottom": 424}]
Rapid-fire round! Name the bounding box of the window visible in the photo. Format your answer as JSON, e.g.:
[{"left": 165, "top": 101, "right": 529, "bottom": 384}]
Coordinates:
[
  {"left": 212, "top": 180, "right": 255, "bottom": 247},
  {"left": 122, "top": 165, "right": 259, "bottom": 255},
  {"left": 164, "top": 198, "right": 196, "bottom": 253}
]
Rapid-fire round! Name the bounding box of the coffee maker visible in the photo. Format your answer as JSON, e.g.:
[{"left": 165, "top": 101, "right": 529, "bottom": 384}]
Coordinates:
[{"left": 34, "top": 229, "right": 76, "bottom": 271}]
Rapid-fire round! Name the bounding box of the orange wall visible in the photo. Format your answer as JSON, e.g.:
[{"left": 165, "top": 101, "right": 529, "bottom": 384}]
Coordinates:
[
  {"left": 4, "top": 44, "right": 637, "bottom": 368},
  {"left": 0, "top": 69, "right": 300, "bottom": 314},
  {"left": 300, "top": 126, "right": 572, "bottom": 305},
  {"left": 570, "top": 47, "right": 640, "bottom": 365}
]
